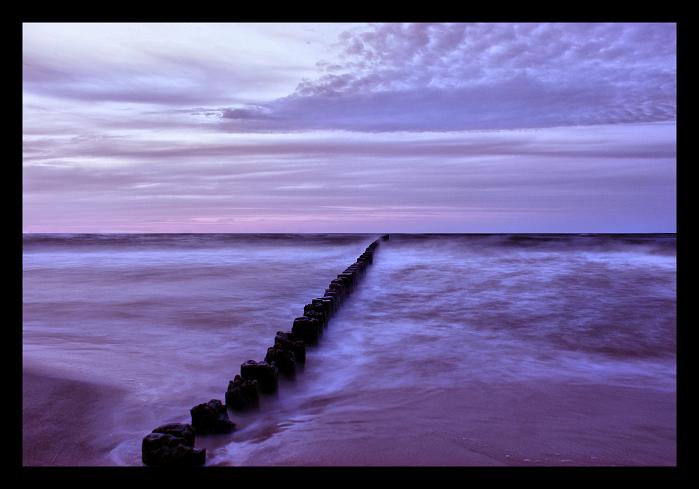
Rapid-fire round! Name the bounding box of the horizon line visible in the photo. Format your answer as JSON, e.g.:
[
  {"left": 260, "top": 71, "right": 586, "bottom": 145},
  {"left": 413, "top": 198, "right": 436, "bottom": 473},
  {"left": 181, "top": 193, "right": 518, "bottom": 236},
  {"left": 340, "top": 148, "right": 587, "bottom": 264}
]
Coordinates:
[{"left": 21, "top": 231, "right": 677, "bottom": 235}]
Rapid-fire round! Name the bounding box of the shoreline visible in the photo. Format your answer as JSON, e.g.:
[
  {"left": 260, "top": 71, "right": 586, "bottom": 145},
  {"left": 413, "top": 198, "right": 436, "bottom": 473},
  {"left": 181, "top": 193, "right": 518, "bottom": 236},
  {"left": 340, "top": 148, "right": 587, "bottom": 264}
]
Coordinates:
[{"left": 22, "top": 234, "right": 676, "bottom": 466}]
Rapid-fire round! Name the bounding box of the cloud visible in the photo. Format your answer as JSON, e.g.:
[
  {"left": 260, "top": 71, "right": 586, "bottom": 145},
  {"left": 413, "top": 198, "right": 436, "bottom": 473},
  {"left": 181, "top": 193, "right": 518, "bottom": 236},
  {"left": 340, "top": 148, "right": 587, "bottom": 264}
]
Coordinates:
[
  {"left": 22, "top": 23, "right": 348, "bottom": 106},
  {"left": 23, "top": 23, "right": 676, "bottom": 133},
  {"left": 219, "top": 23, "right": 676, "bottom": 132},
  {"left": 23, "top": 123, "right": 676, "bottom": 232},
  {"left": 23, "top": 121, "right": 676, "bottom": 165},
  {"left": 221, "top": 75, "right": 674, "bottom": 132},
  {"left": 220, "top": 107, "right": 273, "bottom": 120}
]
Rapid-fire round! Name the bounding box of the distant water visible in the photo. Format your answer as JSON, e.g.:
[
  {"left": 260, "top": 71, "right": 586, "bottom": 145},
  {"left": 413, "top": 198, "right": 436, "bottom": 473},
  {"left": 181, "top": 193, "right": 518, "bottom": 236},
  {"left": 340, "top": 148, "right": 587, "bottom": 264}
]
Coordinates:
[{"left": 22, "top": 234, "right": 676, "bottom": 466}]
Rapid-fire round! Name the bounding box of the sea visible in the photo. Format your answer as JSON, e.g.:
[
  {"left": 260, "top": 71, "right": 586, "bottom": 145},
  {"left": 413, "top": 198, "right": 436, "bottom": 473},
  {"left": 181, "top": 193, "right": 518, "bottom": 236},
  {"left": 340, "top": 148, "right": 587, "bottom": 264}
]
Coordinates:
[{"left": 22, "top": 233, "right": 677, "bottom": 466}]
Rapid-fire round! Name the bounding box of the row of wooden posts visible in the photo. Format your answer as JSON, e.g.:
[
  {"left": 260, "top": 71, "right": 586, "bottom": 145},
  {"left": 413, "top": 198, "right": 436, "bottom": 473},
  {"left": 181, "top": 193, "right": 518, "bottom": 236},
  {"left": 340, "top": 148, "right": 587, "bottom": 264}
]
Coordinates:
[{"left": 141, "top": 234, "right": 389, "bottom": 466}]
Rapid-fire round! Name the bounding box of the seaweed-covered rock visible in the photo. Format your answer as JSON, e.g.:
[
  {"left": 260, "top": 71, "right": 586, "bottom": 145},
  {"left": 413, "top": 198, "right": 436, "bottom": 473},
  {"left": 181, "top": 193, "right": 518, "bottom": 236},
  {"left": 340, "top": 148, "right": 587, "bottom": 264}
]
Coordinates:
[
  {"left": 338, "top": 271, "right": 356, "bottom": 281},
  {"left": 240, "top": 360, "right": 279, "bottom": 393},
  {"left": 312, "top": 297, "right": 335, "bottom": 316},
  {"left": 323, "top": 290, "right": 341, "bottom": 306},
  {"left": 292, "top": 316, "right": 322, "bottom": 343},
  {"left": 304, "top": 309, "right": 326, "bottom": 328},
  {"left": 329, "top": 278, "right": 347, "bottom": 288},
  {"left": 265, "top": 345, "right": 296, "bottom": 375},
  {"left": 328, "top": 281, "right": 347, "bottom": 298},
  {"left": 344, "top": 266, "right": 360, "bottom": 278},
  {"left": 275, "top": 331, "right": 306, "bottom": 363},
  {"left": 304, "top": 303, "right": 327, "bottom": 323},
  {"left": 225, "top": 375, "right": 259, "bottom": 411},
  {"left": 151, "top": 423, "right": 195, "bottom": 446},
  {"left": 142, "top": 432, "right": 205, "bottom": 466},
  {"left": 336, "top": 274, "right": 354, "bottom": 289},
  {"left": 190, "top": 399, "right": 235, "bottom": 434}
]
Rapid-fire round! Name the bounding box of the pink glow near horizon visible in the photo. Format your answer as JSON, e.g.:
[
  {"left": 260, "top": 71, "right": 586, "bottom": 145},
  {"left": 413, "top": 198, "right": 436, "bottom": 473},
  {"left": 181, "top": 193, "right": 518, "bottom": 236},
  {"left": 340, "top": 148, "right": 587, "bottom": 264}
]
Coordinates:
[{"left": 23, "top": 23, "right": 676, "bottom": 233}]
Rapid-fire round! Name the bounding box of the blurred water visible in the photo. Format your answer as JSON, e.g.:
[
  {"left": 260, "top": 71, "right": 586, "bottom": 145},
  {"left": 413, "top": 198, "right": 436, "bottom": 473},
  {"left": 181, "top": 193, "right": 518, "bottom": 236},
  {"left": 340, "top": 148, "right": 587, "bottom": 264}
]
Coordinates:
[{"left": 22, "top": 234, "right": 676, "bottom": 466}]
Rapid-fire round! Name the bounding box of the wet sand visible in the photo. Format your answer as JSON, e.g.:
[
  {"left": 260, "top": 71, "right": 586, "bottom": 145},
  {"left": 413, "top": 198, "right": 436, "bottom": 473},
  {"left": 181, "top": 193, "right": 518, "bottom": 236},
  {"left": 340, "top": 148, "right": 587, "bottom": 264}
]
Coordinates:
[
  {"left": 23, "top": 366, "right": 675, "bottom": 466},
  {"left": 22, "top": 368, "right": 125, "bottom": 466},
  {"left": 216, "top": 381, "right": 676, "bottom": 466}
]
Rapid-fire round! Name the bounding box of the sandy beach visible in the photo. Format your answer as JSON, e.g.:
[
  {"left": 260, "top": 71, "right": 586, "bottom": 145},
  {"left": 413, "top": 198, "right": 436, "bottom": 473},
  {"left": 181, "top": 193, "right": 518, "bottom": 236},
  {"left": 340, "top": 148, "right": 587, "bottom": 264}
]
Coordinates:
[
  {"left": 22, "top": 368, "right": 125, "bottom": 466},
  {"left": 215, "top": 381, "right": 676, "bottom": 466},
  {"left": 23, "top": 367, "right": 675, "bottom": 466}
]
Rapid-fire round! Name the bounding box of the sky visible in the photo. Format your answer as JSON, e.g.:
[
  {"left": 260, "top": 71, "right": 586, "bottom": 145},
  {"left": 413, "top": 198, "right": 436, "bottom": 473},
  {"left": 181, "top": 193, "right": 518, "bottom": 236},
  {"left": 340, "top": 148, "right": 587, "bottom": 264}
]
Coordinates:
[{"left": 22, "top": 23, "right": 676, "bottom": 233}]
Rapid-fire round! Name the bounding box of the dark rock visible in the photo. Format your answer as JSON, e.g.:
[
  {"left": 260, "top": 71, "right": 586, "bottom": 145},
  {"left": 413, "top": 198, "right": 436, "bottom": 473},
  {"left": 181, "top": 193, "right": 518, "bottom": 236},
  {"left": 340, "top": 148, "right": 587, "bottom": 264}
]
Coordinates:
[
  {"left": 275, "top": 331, "right": 306, "bottom": 363},
  {"left": 312, "top": 297, "right": 334, "bottom": 316},
  {"left": 225, "top": 375, "right": 259, "bottom": 410},
  {"left": 328, "top": 281, "right": 347, "bottom": 296},
  {"left": 265, "top": 345, "right": 296, "bottom": 375},
  {"left": 304, "top": 309, "right": 326, "bottom": 327},
  {"left": 151, "top": 423, "right": 195, "bottom": 446},
  {"left": 328, "top": 288, "right": 346, "bottom": 301},
  {"left": 344, "top": 266, "right": 360, "bottom": 276},
  {"left": 304, "top": 303, "right": 327, "bottom": 324},
  {"left": 323, "top": 290, "right": 340, "bottom": 301},
  {"left": 338, "top": 272, "right": 355, "bottom": 281},
  {"left": 240, "top": 360, "right": 279, "bottom": 393},
  {"left": 292, "top": 316, "right": 322, "bottom": 343},
  {"left": 337, "top": 274, "right": 355, "bottom": 289},
  {"left": 190, "top": 399, "right": 235, "bottom": 434},
  {"left": 338, "top": 270, "right": 359, "bottom": 284},
  {"left": 142, "top": 432, "right": 206, "bottom": 466},
  {"left": 382, "top": 234, "right": 389, "bottom": 241},
  {"left": 324, "top": 290, "right": 341, "bottom": 307}
]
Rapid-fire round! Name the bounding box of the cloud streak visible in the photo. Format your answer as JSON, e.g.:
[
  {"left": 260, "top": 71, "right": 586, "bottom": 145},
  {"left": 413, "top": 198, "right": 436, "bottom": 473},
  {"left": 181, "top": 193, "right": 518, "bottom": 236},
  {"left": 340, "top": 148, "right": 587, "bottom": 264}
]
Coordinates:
[{"left": 23, "top": 123, "right": 676, "bottom": 233}]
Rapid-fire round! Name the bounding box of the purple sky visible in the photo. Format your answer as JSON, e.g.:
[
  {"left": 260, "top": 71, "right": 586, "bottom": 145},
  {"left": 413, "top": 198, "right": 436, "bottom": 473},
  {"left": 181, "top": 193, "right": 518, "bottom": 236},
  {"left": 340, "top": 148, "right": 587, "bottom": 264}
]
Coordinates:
[{"left": 23, "top": 23, "right": 676, "bottom": 233}]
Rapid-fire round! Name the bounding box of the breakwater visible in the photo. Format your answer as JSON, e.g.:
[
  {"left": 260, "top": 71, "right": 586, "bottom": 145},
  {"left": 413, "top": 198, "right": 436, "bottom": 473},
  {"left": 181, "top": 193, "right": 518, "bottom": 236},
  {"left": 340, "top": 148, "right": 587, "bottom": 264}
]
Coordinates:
[{"left": 141, "top": 235, "right": 389, "bottom": 466}]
